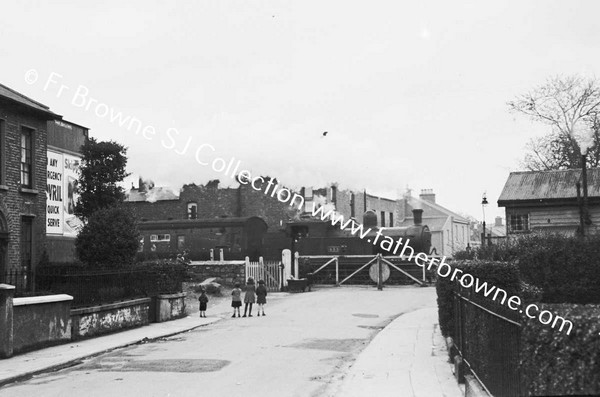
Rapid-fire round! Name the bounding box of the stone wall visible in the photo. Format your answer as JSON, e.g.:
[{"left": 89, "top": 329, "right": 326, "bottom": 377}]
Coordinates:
[
  {"left": 70, "top": 298, "right": 151, "bottom": 339},
  {"left": 11, "top": 294, "right": 72, "bottom": 354},
  {"left": 153, "top": 292, "right": 187, "bottom": 322},
  {"left": 187, "top": 261, "right": 246, "bottom": 285}
]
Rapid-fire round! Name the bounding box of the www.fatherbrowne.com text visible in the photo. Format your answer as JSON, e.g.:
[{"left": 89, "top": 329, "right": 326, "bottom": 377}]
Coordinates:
[{"left": 311, "top": 203, "right": 574, "bottom": 335}]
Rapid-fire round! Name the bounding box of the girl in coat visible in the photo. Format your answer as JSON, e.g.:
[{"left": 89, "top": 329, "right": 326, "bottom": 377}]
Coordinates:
[
  {"left": 243, "top": 277, "right": 256, "bottom": 317},
  {"left": 256, "top": 279, "right": 267, "bottom": 316},
  {"left": 231, "top": 283, "right": 242, "bottom": 318},
  {"left": 198, "top": 288, "right": 209, "bottom": 318}
]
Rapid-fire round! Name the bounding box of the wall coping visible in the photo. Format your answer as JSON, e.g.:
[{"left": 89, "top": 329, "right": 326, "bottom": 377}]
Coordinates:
[
  {"left": 189, "top": 261, "right": 246, "bottom": 266},
  {"left": 13, "top": 294, "right": 73, "bottom": 306},
  {"left": 156, "top": 292, "right": 186, "bottom": 299},
  {"left": 70, "top": 297, "right": 151, "bottom": 316}
]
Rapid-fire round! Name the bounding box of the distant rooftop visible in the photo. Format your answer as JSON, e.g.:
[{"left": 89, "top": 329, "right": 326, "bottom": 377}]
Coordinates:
[
  {"left": 498, "top": 168, "right": 600, "bottom": 204},
  {"left": 126, "top": 187, "right": 179, "bottom": 202}
]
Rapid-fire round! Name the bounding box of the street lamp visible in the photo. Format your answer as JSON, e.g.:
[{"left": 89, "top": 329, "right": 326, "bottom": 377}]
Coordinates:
[{"left": 481, "top": 193, "right": 488, "bottom": 246}]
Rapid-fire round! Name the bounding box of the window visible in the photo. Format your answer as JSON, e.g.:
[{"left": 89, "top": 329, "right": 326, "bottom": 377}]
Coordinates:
[
  {"left": 20, "top": 128, "right": 33, "bottom": 188},
  {"left": 304, "top": 187, "right": 313, "bottom": 199},
  {"left": 331, "top": 185, "right": 337, "bottom": 204},
  {"left": 389, "top": 212, "right": 394, "bottom": 227},
  {"left": 350, "top": 193, "right": 355, "bottom": 218},
  {"left": 177, "top": 235, "right": 185, "bottom": 250},
  {"left": 380, "top": 211, "right": 386, "bottom": 227},
  {"left": 150, "top": 234, "right": 170, "bottom": 242},
  {"left": 509, "top": 214, "right": 529, "bottom": 233},
  {"left": 187, "top": 202, "right": 197, "bottom": 219}
]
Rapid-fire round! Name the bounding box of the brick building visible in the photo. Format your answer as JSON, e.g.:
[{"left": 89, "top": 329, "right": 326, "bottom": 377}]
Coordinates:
[
  {"left": 126, "top": 179, "right": 301, "bottom": 259},
  {"left": 0, "top": 84, "right": 59, "bottom": 289}
]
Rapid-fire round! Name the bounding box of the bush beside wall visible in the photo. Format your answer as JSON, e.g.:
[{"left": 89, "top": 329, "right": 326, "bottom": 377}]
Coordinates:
[{"left": 521, "top": 304, "right": 600, "bottom": 396}]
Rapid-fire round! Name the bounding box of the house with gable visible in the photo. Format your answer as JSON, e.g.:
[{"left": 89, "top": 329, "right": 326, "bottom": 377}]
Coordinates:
[{"left": 397, "top": 189, "right": 470, "bottom": 257}]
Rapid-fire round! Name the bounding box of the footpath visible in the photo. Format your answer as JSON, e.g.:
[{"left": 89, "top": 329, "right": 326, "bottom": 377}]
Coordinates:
[
  {"left": 0, "top": 315, "right": 220, "bottom": 388},
  {"left": 334, "top": 307, "right": 463, "bottom": 397}
]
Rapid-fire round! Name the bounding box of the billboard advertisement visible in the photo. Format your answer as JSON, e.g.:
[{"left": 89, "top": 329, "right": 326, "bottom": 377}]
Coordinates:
[{"left": 46, "top": 150, "right": 83, "bottom": 236}]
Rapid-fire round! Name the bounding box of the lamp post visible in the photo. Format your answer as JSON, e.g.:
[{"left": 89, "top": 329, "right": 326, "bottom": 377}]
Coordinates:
[{"left": 481, "top": 193, "right": 488, "bottom": 246}]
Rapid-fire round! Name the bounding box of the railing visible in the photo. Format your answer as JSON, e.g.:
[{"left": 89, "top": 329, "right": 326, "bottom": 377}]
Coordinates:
[
  {"left": 245, "top": 257, "right": 282, "bottom": 292},
  {"left": 454, "top": 291, "right": 522, "bottom": 396},
  {"left": 35, "top": 265, "right": 185, "bottom": 308},
  {"left": 1, "top": 268, "right": 33, "bottom": 296}
]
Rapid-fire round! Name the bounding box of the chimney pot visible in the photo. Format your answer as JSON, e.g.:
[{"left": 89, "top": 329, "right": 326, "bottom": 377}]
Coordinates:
[
  {"left": 419, "top": 189, "right": 436, "bottom": 204},
  {"left": 412, "top": 209, "right": 423, "bottom": 225}
]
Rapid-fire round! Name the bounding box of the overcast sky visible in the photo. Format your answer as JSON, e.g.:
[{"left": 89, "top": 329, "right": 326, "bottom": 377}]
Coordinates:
[{"left": 3, "top": 0, "right": 599, "bottom": 220}]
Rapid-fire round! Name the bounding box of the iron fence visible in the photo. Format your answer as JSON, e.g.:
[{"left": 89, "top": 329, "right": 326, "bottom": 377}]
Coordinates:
[
  {"left": 1, "top": 268, "right": 33, "bottom": 296},
  {"left": 454, "top": 290, "right": 522, "bottom": 396},
  {"left": 35, "top": 265, "right": 185, "bottom": 308}
]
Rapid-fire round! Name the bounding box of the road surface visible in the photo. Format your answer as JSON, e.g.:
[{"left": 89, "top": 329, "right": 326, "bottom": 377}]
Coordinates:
[{"left": 2, "top": 286, "right": 437, "bottom": 397}]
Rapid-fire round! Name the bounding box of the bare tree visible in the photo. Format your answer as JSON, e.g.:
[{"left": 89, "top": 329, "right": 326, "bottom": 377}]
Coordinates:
[{"left": 508, "top": 75, "right": 600, "bottom": 170}]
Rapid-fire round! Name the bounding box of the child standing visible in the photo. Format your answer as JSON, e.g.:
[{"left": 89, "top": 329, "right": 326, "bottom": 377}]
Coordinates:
[
  {"left": 256, "top": 279, "right": 267, "bottom": 316},
  {"left": 198, "top": 288, "right": 209, "bottom": 318},
  {"left": 231, "top": 283, "right": 242, "bottom": 318},
  {"left": 243, "top": 277, "right": 256, "bottom": 317}
]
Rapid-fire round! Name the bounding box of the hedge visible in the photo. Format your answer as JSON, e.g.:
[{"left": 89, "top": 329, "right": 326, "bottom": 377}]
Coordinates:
[
  {"left": 455, "top": 234, "right": 600, "bottom": 304},
  {"left": 436, "top": 259, "right": 525, "bottom": 338},
  {"left": 521, "top": 304, "right": 600, "bottom": 396}
]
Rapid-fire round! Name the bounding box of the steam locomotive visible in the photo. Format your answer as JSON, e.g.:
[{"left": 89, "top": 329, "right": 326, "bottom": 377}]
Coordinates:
[{"left": 287, "top": 209, "right": 432, "bottom": 257}]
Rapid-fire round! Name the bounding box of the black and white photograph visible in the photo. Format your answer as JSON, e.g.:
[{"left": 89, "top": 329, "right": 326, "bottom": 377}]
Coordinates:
[{"left": 1, "top": 1, "right": 600, "bottom": 396}]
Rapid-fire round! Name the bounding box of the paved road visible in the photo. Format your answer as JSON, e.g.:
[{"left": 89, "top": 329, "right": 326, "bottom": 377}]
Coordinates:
[{"left": 2, "top": 286, "right": 437, "bottom": 397}]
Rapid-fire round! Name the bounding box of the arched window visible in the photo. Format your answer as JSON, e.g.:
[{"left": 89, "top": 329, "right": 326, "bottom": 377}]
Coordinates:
[{"left": 187, "top": 202, "right": 197, "bottom": 219}]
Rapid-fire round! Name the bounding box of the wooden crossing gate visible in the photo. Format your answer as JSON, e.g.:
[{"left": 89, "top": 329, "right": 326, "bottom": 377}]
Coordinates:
[{"left": 245, "top": 257, "right": 282, "bottom": 292}]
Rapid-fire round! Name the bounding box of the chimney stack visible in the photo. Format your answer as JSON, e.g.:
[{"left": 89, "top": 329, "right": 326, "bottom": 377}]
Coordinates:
[
  {"left": 412, "top": 209, "right": 423, "bottom": 225},
  {"left": 420, "top": 189, "right": 436, "bottom": 204}
]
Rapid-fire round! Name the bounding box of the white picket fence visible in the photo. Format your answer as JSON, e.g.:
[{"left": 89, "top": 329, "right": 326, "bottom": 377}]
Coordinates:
[{"left": 245, "top": 257, "right": 281, "bottom": 292}]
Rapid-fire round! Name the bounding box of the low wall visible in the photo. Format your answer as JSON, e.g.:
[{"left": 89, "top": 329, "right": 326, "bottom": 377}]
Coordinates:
[
  {"left": 70, "top": 297, "right": 151, "bottom": 339},
  {"left": 187, "top": 261, "right": 246, "bottom": 284},
  {"left": 12, "top": 294, "right": 73, "bottom": 354},
  {"left": 154, "top": 292, "right": 187, "bottom": 322}
]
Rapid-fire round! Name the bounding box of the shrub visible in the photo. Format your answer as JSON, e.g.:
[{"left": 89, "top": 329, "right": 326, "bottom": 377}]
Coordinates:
[
  {"left": 521, "top": 303, "right": 600, "bottom": 396},
  {"left": 76, "top": 206, "right": 140, "bottom": 268},
  {"left": 454, "top": 234, "right": 600, "bottom": 304},
  {"left": 436, "top": 260, "right": 523, "bottom": 338}
]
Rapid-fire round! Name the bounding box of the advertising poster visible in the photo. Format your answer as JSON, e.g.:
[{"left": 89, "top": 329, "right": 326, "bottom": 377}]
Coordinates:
[
  {"left": 46, "top": 150, "right": 83, "bottom": 236},
  {"left": 46, "top": 151, "right": 64, "bottom": 234},
  {"left": 63, "top": 153, "right": 83, "bottom": 237}
]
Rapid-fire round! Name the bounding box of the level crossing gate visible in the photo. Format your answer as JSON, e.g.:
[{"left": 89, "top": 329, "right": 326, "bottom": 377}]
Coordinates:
[{"left": 295, "top": 253, "right": 438, "bottom": 287}]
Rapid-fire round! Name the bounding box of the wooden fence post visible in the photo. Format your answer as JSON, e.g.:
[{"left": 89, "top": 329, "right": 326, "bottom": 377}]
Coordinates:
[
  {"left": 294, "top": 251, "right": 299, "bottom": 279},
  {"left": 219, "top": 249, "right": 224, "bottom": 262},
  {"left": 210, "top": 249, "right": 214, "bottom": 261},
  {"left": 335, "top": 257, "right": 339, "bottom": 286}
]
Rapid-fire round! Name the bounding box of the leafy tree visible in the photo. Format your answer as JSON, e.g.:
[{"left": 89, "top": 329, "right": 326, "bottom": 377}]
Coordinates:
[
  {"left": 75, "top": 138, "right": 130, "bottom": 220},
  {"left": 508, "top": 75, "right": 600, "bottom": 170},
  {"left": 75, "top": 206, "right": 140, "bottom": 267}
]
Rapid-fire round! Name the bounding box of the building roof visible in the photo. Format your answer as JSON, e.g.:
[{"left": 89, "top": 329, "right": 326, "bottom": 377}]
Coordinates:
[
  {"left": 138, "top": 216, "right": 267, "bottom": 230},
  {"left": 497, "top": 168, "right": 600, "bottom": 204},
  {"left": 0, "top": 83, "right": 61, "bottom": 118},
  {"left": 405, "top": 196, "right": 469, "bottom": 224},
  {"left": 126, "top": 187, "right": 179, "bottom": 202}
]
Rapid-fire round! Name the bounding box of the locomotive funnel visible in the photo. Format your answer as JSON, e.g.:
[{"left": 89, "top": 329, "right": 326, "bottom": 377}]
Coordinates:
[{"left": 412, "top": 209, "right": 423, "bottom": 225}]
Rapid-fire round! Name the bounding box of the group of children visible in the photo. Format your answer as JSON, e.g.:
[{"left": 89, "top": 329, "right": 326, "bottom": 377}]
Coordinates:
[{"left": 197, "top": 277, "right": 268, "bottom": 318}]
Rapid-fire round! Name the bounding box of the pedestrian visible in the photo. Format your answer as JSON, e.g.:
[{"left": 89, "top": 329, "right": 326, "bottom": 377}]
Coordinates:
[
  {"left": 243, "top": 277, "right": 256, "bottom": 317},
  {"left": 256, "top": 279, "right": 267, "bottom": 316},
  {"left": 198, "top": 288, "right": 209, "bottom": 318},
  {"left": 231, "top": 283, "right": 242, "bottom": 318}
]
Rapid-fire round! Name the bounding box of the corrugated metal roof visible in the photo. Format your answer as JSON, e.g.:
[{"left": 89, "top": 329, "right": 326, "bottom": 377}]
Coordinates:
[
  {"left": 0, "top": 83, "right": 60, "bottom": 116},
  {"left": 498, "top": 168, "right": 600, "bottom": 203}
]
